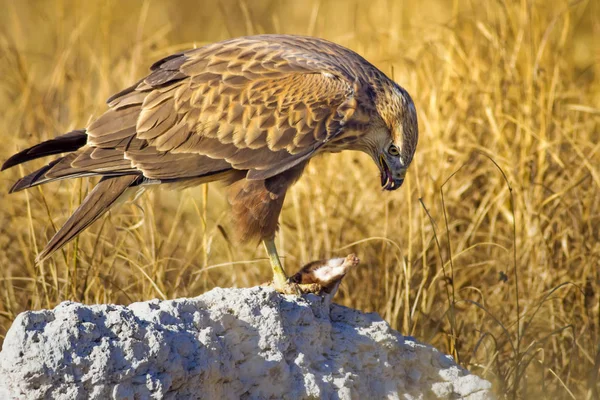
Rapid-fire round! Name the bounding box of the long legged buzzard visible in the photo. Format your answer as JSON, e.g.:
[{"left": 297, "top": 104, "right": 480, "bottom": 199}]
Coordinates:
[{"left": 2, "top": 35, "right": 418, "bottom": 294}]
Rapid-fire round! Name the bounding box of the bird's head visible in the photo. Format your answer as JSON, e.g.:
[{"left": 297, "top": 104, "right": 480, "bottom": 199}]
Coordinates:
[
  {"left": 377, "top": 141, "right": 407, "bottom": 191},
  {"left": 367, "top": 84, "right": 418, "bottom": 191}
]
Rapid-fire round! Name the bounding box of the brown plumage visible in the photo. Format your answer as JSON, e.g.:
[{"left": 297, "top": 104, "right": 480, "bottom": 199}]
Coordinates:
[{"left": 2, "top": 34, "right": 418, "bottom": 291}]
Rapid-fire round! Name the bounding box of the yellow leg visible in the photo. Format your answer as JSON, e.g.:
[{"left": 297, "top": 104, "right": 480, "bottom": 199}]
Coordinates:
[
  {"left": 263, "top": 238, "right": 289, "bottom": 291},
  {"left": 262, "top": 238, "right": 331, "bottom": 295}
]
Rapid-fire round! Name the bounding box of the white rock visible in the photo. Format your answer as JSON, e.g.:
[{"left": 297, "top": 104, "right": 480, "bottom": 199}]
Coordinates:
[{"left": 0, "top": 287, "right": 494, "bottom": 399}]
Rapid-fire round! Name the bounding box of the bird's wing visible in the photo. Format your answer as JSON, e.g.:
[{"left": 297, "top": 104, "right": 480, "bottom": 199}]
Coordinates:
[{"left": 87, "top": 37, "right": 359, "bottom": 181}]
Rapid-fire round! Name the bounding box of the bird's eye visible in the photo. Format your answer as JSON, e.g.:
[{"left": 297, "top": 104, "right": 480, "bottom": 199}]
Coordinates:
[{"left": 388, "top": 144, "right": 400, "bottom": 156}]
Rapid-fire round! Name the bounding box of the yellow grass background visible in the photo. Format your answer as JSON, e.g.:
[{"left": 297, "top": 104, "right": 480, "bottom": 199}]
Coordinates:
[{"left": 0, "top": 0, "right": 599, "bottom": 398}]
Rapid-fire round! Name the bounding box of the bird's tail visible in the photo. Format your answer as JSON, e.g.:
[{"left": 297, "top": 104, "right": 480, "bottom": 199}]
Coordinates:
[
  {"left": 2, "top": 130, "right": 90, "bottom": 193},
  {"left": 2, "top": 130, "right": 87, "bottom": 171},
  {"left": 35, "top": 174, "right": 141, "bottom": 263}
]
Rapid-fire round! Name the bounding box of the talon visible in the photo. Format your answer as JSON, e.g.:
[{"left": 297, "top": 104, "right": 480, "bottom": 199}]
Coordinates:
[
  {"left": 287, "top": 253, "right": 361, "bottom": 296},
  {"left": 297, "top": 283, "right": 324, "bottom": 294},
  {"left": 262, "top": 245, "right": 360, "bottom": 296},
  {"left": 284, "top": 281, "right": 302, "bottom": 295},
  {"left": 277, "top": 281, "right": 301, "bottom": 295},
  {"left": 266, "top": 279, "right": 324, "bottom": 295}
]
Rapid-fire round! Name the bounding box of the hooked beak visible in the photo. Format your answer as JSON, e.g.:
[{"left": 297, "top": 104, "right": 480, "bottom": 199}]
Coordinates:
[{"left": 379, "top": 154, "right": 405, "bottom": 191}]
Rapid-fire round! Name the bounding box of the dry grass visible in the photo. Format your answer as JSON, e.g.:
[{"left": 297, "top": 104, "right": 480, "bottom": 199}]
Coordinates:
[{"left": 0, "top": 0, "right": 599, "bottom": 398}]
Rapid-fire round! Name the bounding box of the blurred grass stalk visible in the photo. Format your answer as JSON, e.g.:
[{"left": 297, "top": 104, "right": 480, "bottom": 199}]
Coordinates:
[{"left": 0, "top": 0, "right": 599, "bottom": 398}]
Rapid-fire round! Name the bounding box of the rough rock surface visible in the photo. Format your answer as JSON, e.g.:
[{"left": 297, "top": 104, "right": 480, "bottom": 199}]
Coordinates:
[{"left": 0, "top": 287, "right": 493, "bottom": 399}]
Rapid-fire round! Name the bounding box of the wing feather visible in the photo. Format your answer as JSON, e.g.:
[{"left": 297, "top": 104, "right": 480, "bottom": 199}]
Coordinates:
[{"left": 83, "top": 35, "right": 367, "bottom": 182}]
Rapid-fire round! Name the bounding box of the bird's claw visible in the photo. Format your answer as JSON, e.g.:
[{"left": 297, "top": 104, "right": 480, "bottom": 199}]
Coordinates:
[
  {"left": 266, "top": 253, "right": 360, "bottom": 296},
  {"left": 270, "top": 280, "right": 324, "bottom": 295},
  {"left": 296, "top": 282, "right": 324, "bottom": 294}
]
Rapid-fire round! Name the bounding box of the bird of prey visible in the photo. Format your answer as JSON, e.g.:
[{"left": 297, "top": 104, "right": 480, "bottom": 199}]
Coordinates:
[{"left": 2, "top": 34, "right": 418, "bottom": 294}]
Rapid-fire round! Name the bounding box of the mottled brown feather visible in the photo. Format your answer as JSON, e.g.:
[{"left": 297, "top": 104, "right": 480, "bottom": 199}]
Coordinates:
[
  {"left": 227, "top": 163, "right": 306, "bottom": 243},
  {"left": 4, "top": 34, "right": 419, "bottom": 258},
  {"left": 87, "top": 35, "right": 367, "bottom": 180}
]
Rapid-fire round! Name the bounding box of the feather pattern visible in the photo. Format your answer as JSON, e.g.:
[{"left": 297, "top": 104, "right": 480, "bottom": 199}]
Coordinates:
[
  {"left": 3, "top": 34, "right": 419, "bottom": 257},
  {"left": 89, "top": 34, "right": 379, "bottom": 180}
]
